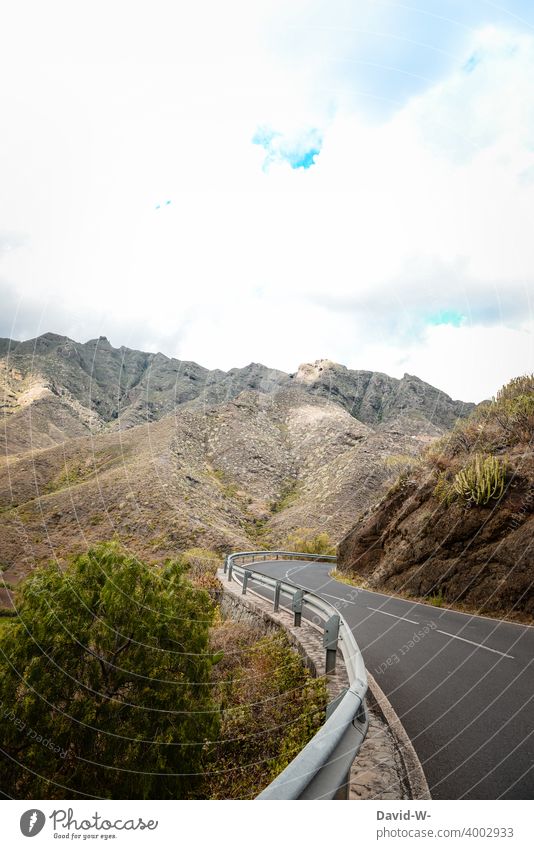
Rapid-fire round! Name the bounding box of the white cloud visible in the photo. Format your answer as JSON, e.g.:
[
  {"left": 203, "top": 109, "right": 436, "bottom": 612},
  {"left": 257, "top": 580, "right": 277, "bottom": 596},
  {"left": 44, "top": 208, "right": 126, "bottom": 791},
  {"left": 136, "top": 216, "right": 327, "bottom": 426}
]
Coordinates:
[{"left": 0, "top": 10, "right": 533, "bottom": 402}]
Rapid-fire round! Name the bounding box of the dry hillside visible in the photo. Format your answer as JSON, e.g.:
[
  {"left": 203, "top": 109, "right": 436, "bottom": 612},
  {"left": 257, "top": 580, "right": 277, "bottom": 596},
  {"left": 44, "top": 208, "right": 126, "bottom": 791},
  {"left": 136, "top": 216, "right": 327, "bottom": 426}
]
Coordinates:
[
  {"left": 338, "top": 375, "right": 534, "bottom": 620},
  {"left": 0, "top": 333, "right": 474, "bottom": 605}
]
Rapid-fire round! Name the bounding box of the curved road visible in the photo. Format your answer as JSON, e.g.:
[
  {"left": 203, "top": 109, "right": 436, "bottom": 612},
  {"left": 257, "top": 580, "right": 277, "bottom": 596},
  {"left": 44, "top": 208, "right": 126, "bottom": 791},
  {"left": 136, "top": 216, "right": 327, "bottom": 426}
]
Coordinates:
[{"left": 243, "top": 559, "right": 534, "bottom": 800}]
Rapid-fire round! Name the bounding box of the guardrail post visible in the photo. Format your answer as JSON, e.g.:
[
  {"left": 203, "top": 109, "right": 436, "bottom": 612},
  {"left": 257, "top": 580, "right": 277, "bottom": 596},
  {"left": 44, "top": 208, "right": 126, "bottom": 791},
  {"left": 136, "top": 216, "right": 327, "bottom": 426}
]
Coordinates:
[
  {"left": 323, "top": 614, "right": 340, "bottom": 675},
  {"left": 292, "top": 589, "right": 304, "bottom": 627},
  {"left": 274, "top": 581, "right": 281, "bottom": 612},
  {"left": 223, "top": 555, "right": 228, "bottom": 574},
  {"left": 242, "top": 570, "right": 251, "bottom": 594},
  {"left": 227, "top": 558, "right": 233, "bottom": 582}
]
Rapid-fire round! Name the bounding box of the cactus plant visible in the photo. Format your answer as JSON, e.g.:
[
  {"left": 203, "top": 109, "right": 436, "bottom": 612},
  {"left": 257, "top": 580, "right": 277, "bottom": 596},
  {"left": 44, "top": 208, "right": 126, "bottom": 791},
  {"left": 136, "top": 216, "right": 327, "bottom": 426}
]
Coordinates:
[
  {"left": 452, "top": 453, "right": 506, "bottom": 506},
  {"left": 433, "top": 471, "right": 456, "bottom": 506}
]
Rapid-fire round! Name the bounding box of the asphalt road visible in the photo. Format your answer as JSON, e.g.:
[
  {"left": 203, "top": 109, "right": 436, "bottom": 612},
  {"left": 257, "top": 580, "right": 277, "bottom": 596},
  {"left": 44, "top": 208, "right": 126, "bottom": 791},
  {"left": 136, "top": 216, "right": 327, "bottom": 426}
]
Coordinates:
[{"left": 242, "top": 559, "right": 534, "bottom": 800}]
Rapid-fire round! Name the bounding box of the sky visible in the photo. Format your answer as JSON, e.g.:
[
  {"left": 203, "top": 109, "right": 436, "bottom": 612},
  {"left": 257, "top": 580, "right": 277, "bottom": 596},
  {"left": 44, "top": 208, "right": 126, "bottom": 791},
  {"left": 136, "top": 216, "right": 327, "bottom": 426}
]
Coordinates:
[{"left": 1, "top": 1, "right": 534, "bottom": 402}]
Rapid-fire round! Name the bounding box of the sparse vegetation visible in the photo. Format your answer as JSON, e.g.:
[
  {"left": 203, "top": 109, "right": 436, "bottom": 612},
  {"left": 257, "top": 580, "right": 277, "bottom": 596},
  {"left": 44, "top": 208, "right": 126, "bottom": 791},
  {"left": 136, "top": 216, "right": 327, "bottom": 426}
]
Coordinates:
[
  {"left": 384, "top": 454, "right": 420, "bottom": 471},
  {"left": 428, "top": 373, "right": 534, "bottom": 463},
  {"left": 496, "top": 374, "right": 534, "bottom": 401},
  {"left": 210, "top": 467, "right": 239, "bottom": 499},
  {"left": 270, "top": 478, "right": 301, "bottom": 513},
  {"left": 430, "top": 416, "right": 489, "bottom": 460},
  {"left": 427, "top": 590, "right": 445, "bottom": 608},
  {"left": 329, "top": 569, "right": 369, "bottom": 589},
  {"left": 45, "top": 449, "right": 125, "bottom": 495},
  {"left": 208, "top": 621, "right": 327, "bottom": 798},
  {"left": 182, "top": 547, "right": 222, "bottom": 591},
  {"left": 242, "top": 515, "right": 272, "bottom": 545},
  {"left": 339, "top": 373, "right": 534, "bottom": 619},
  {"left": 385, "top": 469, "right": 417, "bottom": 498},
  {"left": 283, "top": 527, "right": 335, "bottom": 556}
]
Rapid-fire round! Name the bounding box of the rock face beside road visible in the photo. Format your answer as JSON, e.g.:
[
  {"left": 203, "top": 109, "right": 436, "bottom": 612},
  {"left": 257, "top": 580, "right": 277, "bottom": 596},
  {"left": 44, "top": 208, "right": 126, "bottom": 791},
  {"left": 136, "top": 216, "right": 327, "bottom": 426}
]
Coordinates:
[{"left": 338, "top": 376, "right": 534, "bottom": 619}]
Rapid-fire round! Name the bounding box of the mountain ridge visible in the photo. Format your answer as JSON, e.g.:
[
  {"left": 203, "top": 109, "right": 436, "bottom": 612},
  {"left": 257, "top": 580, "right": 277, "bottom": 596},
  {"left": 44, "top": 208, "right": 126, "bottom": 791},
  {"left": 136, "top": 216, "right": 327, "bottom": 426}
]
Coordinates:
[
  {"left": 0, "top": 331, "right": 477, "bottom": 604},
  {"left": 1, "top": 334, "right": 474, "bottom": 455}
]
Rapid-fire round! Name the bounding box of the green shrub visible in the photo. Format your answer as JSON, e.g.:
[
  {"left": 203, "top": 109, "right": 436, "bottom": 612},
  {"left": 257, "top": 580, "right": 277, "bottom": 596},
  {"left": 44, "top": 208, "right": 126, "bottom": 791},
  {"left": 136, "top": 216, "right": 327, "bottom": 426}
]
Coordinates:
[
  {"left": 181, "top": 547, "right": 222, "bottom": 591},
  {"left": 0, "top": 542, "right": 220, "bottom": 799},
  {"left": 427, "top": 590, "right": 445, "bottom": 608},
  {"left": 489, "top": 395, "right": 534, "bottom": 445},
  {"left": 434, "top": 454, "right": 507, "bottom": 507},
  {"left": 433, "top": 471, "right": 456, "bottom": 506},
  {"left": 496, "top": 373, "right": 534, "bottom": 401},
  {"left": 208, "top": 626, "right": 327, "bottom": 799},
  {"left": 283, "top": 528, "right": 335, "bottom": 556}
]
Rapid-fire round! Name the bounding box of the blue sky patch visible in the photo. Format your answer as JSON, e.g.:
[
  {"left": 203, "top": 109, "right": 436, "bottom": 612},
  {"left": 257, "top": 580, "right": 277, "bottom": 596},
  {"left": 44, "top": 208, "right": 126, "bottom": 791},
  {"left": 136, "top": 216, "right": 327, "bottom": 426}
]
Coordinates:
[
  {"left": 427, "top": 310, "right": 466, "bottom": 327},
  {"left": 253, "top": 125, "right": 322, "bottom": 171},
  {"left": 463, "top": 52, "right": 482, "bottom": 74}
]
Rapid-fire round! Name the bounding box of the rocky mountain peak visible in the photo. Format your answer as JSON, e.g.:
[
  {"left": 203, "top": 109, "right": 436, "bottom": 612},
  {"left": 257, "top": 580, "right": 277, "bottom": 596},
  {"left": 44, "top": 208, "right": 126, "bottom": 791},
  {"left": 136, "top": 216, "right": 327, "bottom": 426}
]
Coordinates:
[
  {"left": 86, "top": 336, "right": 112, "bottom": 346},
  {"left": 293, "top": 359, "right": 339, "bottom": 383}
]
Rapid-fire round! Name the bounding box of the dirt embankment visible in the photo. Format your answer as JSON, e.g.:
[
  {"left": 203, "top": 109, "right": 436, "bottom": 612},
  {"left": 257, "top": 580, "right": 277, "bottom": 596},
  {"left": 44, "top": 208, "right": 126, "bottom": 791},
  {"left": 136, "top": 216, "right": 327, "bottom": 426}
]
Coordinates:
[{"left": 338, "top": 377, "right": 534, "bottom": 621}]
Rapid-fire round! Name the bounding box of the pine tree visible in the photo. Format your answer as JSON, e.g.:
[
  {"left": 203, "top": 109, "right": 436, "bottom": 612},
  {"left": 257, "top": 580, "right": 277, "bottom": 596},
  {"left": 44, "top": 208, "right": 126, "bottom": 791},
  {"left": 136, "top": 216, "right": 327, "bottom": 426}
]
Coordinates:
[{"left": 0, "top": 542, "right": 220, "bottom": 799}]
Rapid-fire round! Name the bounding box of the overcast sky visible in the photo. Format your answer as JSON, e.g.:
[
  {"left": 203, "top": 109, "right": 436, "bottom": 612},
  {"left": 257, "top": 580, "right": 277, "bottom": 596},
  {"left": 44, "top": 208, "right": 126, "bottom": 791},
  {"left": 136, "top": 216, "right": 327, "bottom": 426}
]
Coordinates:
[{"left": 1, "top": 1, "right": 534, "bottom": 402}]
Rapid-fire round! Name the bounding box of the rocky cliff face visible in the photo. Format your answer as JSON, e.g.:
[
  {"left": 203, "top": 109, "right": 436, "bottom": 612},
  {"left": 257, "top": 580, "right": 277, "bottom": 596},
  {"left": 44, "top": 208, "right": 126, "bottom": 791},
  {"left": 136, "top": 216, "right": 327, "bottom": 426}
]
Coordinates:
[
  {"left": 337, "top": 378, "right": 534, "bottom": 620},
  {"left": 291, "top": 359, "right": 473, "bottom": 429}
]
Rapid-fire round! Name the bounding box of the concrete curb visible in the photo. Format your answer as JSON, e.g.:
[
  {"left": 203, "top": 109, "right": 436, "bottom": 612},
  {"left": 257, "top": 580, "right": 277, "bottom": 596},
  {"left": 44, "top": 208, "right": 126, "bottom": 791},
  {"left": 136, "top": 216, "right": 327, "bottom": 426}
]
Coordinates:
[
  {"left": 219, "top": 570, "right": 430, "bottom": 799},
  {"left": 365, "top": 672, "right": 431, "bottom": 800}
]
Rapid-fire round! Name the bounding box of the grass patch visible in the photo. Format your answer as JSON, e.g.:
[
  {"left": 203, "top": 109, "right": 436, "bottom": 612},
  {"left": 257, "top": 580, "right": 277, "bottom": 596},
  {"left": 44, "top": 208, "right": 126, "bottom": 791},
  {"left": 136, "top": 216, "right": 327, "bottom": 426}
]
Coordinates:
[
  {"left": 0, "top": 611, "right": 17, "bottom": 633},
  {"left": 46, "top": 448, "right": 125, "bottom": 495},
  {"left": 283, "top": 528, "right": 335, "bottom": 556},
  {"left": 329, "top": 569, "right": 369, "bottom": 589},
  {"left": 210, "top": 467, "right": 240, "bottom": 500},
  {"left": 383, "top": 454, "right": 420, "bottom": 471},
  {"left": 426, "top": 591, "right": 445, "bottom": 608},
  {"left": 270, "top": 478, "right": 301, "bottom": 514},
  {"left": 89, "top": 513, "right": 105, "bottom": 526}
]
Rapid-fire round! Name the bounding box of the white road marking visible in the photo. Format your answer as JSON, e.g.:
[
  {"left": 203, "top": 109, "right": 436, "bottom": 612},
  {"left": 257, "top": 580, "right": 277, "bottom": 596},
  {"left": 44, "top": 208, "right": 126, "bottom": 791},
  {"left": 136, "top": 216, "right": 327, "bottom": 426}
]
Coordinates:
[
  {"left": 282, "top": 567, "right": 354, "bottom": 603},
  {"left": 281, "top": 578, "right": 355, "bottom": 606},
  {"left": 317, "top": 590, "right": 357, "bottom": 604},
  {"left": 435, "top": 628, "right": 514, "bottom": 659},
  {"left": 367, "top": 606, "right": 419, "bottom": 625}
]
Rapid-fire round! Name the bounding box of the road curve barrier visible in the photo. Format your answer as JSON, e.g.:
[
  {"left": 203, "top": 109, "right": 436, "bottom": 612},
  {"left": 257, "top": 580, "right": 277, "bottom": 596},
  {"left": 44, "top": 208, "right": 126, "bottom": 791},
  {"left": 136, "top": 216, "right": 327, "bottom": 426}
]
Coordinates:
[{"left": 224, "top": 550, "right": 369, "bottom": 800}]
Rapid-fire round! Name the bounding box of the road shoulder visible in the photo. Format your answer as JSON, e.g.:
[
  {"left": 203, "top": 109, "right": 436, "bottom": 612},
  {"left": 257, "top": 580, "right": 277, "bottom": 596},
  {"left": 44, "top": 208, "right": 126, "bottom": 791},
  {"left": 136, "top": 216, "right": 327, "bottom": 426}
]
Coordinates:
[{"left": 219, "top": 569, "right": 430, "bottom": 800}]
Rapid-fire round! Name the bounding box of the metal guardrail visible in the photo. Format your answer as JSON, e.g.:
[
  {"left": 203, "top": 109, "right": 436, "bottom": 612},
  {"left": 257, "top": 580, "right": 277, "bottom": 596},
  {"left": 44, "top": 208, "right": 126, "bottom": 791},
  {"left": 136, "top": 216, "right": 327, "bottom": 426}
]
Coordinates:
[{"left": 224, "top": 550, "right": 369, "bottom": 800}]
